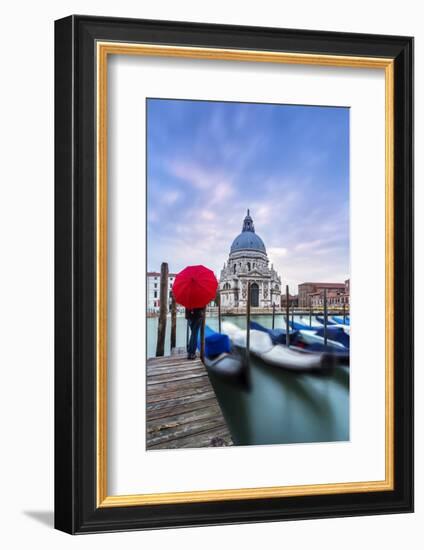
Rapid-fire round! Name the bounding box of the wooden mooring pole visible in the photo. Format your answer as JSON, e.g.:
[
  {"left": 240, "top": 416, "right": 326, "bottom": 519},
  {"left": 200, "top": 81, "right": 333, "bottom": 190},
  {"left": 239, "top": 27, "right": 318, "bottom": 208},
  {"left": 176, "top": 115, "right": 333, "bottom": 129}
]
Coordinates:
[
  {"left": 323, "top": 288, "right": 328, "bottom": 348},
  {"left": 246, "top": 282, "right": 251, "bottom": 364},
  {"left": 309, "top": 296, "right": 312, "bottom": 327},
  {"left": 343, "top": 302, "right": 346, "bottom": 324},
  {"left": 155, "top": 262, "right": 168, "bottom": 357},
  {"left": 272, "top": 302, "right": 275, "bottom": 329},
  {"left": 218, "top": 291, "right": 222, "bottom": 333},
  {"left": 170, "top": 294, "right": 177, "bottom": 351},
  {"left": 200, "top": 311, "right": 206, "bottom": 362},
  {"left": 285, "top": 284, "right": 290, "bottom": 346}
]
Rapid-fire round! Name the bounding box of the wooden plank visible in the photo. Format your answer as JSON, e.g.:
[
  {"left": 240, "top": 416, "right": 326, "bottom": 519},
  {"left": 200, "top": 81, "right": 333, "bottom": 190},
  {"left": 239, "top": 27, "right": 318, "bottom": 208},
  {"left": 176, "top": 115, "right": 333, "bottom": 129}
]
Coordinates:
[
  {"left": 147, "top": 371, "right": 208, "bottom": 385},
  {"left": 147, "top": 363, "right": 204, "bottom": 374},
  {"left": 150, "top": 426, "right": 232, "bottom": 450},
  {"left": 148, "top": 355, "right": 199, "bottom": 364},
  {"left": 145, "top": 352, "right": 232, "bottom": 449},
  {"left": 148, "top": 352, "right": 196, "bottom": 365},
  {"left": 147, "top": 404, "right": 223, "bottom": 434},
  {"left": 147, "top": 359, "right": 202, "bottom": 370},
  {"left": 147, "top": 417, "right": 227, "bottom": 447},
  {"left": 147, "top": 391, "right": 216, "bottom": 414},
  {"left": 147, "top": 397, "right": 218, "bottom": 422},
  {"left": 147, "top": 362, "right": 204, "bottom": 375},
  {"left": 146, "top": 376, "right": 208, "bottom": 395},
  {"left": 146, "top": 385, "right": 216, "bottom": 404}
]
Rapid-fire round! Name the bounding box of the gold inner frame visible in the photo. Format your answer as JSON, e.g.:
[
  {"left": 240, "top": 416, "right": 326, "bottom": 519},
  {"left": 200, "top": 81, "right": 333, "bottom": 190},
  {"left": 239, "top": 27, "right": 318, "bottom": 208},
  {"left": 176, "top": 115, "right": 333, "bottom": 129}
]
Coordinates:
[{"left": 96, "top": 42, "right": 395, "bottom": 508}]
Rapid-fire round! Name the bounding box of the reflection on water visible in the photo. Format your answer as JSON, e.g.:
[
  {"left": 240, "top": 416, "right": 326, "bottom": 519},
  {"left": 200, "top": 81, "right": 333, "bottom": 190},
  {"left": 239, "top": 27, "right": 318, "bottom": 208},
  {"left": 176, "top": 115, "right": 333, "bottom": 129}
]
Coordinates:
[{"left": 147, "top": 314, "right": 349, "bottom": 446}]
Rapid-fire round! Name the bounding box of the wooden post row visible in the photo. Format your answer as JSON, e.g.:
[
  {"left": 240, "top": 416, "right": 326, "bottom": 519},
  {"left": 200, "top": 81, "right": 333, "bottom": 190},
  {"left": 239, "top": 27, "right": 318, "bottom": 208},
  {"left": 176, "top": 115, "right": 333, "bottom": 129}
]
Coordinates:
[
  {"left": 246, "top": 281, "right": 251, "bottom": 364},
  {"left": 155, "top": 262, "right": 168, "bottom": 357},
  {"left": 285, "top": 284, "right": 290, "bottom": 346},
  {"left": 170, "top": 294, "right": 177, "bottom": 351}
]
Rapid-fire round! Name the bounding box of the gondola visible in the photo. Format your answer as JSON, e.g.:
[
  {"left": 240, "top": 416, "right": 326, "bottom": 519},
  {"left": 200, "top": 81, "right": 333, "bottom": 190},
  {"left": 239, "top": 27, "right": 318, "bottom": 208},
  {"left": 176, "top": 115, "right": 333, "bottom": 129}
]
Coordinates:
[
  {"left": 250, "top": 320, "right": 295, "bottom": 344},
  {"left": 288, "top": 319, "right": 317, "bottom": 331},
  {"left": 314, "top": 326, "right": 350, "bottom": 348},
  {"left": 316, "top": 315, "right": 338, "bottom": 326},
  {"left": 252, "top": 321, "right": 349, "bottom": 353},
  {"left": 332, "top": 315, "right": 350, "bottom": 325},
  {"left": 198, "top": 325, "right": 246, "bottom": 382},
  {"left": 223, "top": 322, "right": 349, "bottom": 372}
]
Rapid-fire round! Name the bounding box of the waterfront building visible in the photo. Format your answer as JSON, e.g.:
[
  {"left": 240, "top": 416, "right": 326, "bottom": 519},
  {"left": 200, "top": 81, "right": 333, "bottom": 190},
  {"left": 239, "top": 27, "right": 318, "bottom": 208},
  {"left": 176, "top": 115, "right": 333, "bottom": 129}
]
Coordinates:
[
  {"left": 219, "top": 210, "right": 281, "bottom": 308},
  {"left": 281, "top": 293, "right": 299, "bottom": 308},
  {"left": 147, "top": 271, "right": 177, "bottom": 311},
  {"left": 298, "top": 280, "right": 350, "bottom": 308}
]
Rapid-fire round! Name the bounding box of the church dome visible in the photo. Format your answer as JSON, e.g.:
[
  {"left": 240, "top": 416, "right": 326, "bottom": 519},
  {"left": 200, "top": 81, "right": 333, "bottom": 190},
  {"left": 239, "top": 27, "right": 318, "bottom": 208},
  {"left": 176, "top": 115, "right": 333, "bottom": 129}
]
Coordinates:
[{"left": 230, "top": 210, "right": 266, "bottom": 254}]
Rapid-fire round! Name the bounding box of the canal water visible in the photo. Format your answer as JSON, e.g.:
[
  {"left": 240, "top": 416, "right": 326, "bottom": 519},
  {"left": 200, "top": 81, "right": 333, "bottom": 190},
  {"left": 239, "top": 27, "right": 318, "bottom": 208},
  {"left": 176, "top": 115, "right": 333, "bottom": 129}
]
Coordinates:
[{"left": 147, "top": 314, "right": 349, "bottom": 446}]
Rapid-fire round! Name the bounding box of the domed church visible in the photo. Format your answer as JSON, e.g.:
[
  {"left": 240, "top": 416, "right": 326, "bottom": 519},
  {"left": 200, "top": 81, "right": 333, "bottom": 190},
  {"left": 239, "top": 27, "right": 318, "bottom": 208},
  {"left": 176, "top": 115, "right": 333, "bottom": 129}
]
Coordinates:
[{"left": 219, "top": 210, "right": 282, "bottom": 308}]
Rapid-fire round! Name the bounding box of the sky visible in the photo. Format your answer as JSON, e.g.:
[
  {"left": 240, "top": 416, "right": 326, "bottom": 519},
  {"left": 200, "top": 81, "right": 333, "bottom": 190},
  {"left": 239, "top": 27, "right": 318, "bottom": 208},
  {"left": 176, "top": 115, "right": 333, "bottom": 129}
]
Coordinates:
[{"left": 147, "top": 98, "right": 349, "bottom": 294}]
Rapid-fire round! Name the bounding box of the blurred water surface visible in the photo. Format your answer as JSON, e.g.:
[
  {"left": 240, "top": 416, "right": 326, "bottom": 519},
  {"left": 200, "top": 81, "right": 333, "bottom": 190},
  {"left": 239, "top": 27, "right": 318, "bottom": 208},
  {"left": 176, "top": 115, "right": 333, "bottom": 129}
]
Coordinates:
[{"left": 147, "top": 314, "right": 349, "bottom": 445}]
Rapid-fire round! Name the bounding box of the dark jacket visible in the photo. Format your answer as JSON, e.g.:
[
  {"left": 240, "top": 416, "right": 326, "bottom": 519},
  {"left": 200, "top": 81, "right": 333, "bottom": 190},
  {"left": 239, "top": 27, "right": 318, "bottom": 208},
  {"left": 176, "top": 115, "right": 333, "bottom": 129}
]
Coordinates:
[{"left": 185, "top": 307, "right": 204, "bottom": 321}]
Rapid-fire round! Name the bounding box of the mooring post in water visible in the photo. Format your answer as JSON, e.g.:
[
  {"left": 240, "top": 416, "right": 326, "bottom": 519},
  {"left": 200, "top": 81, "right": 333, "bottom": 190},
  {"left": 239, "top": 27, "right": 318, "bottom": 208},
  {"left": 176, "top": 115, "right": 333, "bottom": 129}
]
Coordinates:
[
  {"left": 309, "top": 295, "right": 312, "bottom": 327},
  {"left": 246, "top": 282, "right": 251, "bottom": 364},
  {"left": 156, "top": 262, "right": 168, "bottom": 357},
  {"left": 323, "top": 288, "right": 328, "bottom": 348},
  {"left": 285, "top": 285, "right": 290, "bottom": 346},
  {"left": 291, "top": 303, "right": 294, "bottom": 326},
  {"left": 343, "top": 302, "right": 346, "bottom": 324},
  {"left": 200, "top": 310, "right": 206, "bottom": 362},
  {"left": 272, "top": 302, "right": 275, "bottom": 329},
  {"left": 170, "top": 294, "right": 177, "bottom": 351},
  {"left": 217, "top": 291, "right": 222, "bottom": 333}
]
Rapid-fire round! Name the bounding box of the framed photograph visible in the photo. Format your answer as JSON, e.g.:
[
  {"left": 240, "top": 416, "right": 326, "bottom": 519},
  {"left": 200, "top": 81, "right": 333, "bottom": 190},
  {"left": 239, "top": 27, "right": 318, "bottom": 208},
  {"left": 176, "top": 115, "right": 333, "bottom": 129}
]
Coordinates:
[{"left": 54, "top": 15, "right": 413, "bottom": 533}]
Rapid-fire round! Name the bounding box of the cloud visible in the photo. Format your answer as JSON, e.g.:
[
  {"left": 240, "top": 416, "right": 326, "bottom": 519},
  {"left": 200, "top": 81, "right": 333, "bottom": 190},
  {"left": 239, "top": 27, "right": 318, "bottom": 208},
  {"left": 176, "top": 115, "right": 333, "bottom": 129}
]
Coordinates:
[
  {"left": 168, "top": 161, "right": 210, "bottom": 189},
  {"left": 162, "top": 190, "right": 181, "bottom": 205},
  {"left": 147, "top": 99, "right": 349, "bottom": 293},
  {"left": 268, "top": 247, "right": 288, "bottom": 258}
]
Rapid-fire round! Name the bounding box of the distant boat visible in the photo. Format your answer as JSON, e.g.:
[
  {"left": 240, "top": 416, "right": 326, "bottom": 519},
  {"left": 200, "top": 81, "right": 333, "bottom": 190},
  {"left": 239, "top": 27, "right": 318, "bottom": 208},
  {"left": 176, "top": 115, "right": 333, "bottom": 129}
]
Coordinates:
[
  {"left": 224, "top": 322, "right": 349, "bottom": 372},
  {"left": 332, "top": 315, "right": 350, "bottom": 325},
  {"left": 299, "top": 315, "right": 323, "bottom": 327},
  {"left": 316, "top": 315, "right": 338, "bottom": 326},
  {"left": 253, "top": 321, "right": 348, "bottom": 353},
  {"left": 198, "top": 325, "right": 245, "bottom": 382},
  {"left": 288, "top": 319, "right": 316, "bottom": 331},
  {"left": 250, "top": 320, "right": 295, "bottom": 344},
  {"left": 314, "top": 326, "right": 350, "bottom": 348},
  {"left": 295, "top": 330, "right": 349, "bottom": 353}
]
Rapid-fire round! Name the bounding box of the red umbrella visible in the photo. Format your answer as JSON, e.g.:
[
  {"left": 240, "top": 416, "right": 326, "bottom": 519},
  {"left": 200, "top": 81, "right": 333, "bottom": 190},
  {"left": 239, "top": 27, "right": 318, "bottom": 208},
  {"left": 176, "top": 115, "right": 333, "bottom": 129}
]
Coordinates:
[{"left": 172, "top": 265, "right": 218, "bottom": 309}]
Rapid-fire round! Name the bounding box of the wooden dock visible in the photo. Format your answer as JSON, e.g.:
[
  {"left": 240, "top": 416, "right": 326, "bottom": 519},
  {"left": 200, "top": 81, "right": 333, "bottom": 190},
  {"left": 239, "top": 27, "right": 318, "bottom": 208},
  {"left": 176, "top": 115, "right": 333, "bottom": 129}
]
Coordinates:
[{"left": 146, "top": 350, "right": 233, "bottom": 450}]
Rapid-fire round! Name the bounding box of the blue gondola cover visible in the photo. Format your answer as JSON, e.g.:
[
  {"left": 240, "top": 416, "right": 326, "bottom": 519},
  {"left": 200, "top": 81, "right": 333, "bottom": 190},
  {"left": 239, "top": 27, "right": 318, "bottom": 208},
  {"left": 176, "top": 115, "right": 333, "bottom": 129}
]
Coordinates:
[{"left": 198, "top": 325, "right": 231, "bottom": 357}]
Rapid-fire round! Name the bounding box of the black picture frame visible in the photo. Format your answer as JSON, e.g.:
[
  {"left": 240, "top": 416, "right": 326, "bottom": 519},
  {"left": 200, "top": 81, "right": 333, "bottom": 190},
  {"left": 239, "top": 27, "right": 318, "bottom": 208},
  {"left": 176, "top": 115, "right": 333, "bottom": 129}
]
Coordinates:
[{"left": 55, "top": 15, "right": 414, "bottom": 534}]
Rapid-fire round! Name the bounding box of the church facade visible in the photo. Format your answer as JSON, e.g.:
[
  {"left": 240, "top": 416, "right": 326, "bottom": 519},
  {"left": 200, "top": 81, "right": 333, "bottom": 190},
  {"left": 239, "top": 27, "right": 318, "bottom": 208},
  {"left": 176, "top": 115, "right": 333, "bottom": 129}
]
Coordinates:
[{"left": 219, "top": 210, "right": 282, "bottom": 308}]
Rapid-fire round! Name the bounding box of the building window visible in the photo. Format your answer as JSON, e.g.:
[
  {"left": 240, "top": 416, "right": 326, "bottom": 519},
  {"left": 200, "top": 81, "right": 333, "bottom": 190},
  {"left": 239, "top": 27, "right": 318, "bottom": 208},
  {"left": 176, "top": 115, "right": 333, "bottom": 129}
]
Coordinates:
[
  {"left": 154, "top": 283, "right": 157, "bottom": 288},
  {"left": 247, "top": 262, "right": 251, "bottom": 271},
  {"left": 233, "top": 264, "right": 236, "bottom": 274},
  {"left": 154, "top": 291, "right": 157, "bottom": 298}
]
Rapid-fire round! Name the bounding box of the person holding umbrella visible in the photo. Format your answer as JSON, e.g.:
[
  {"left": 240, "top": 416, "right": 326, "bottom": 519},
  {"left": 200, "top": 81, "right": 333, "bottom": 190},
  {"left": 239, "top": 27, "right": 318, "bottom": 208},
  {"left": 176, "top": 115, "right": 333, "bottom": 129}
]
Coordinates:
[
  {"left": 172, "top": 265, "right": 218, "bottom": 360},
  {"left": 185, "top": 306, "right": 205, "bottom": 360}
]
